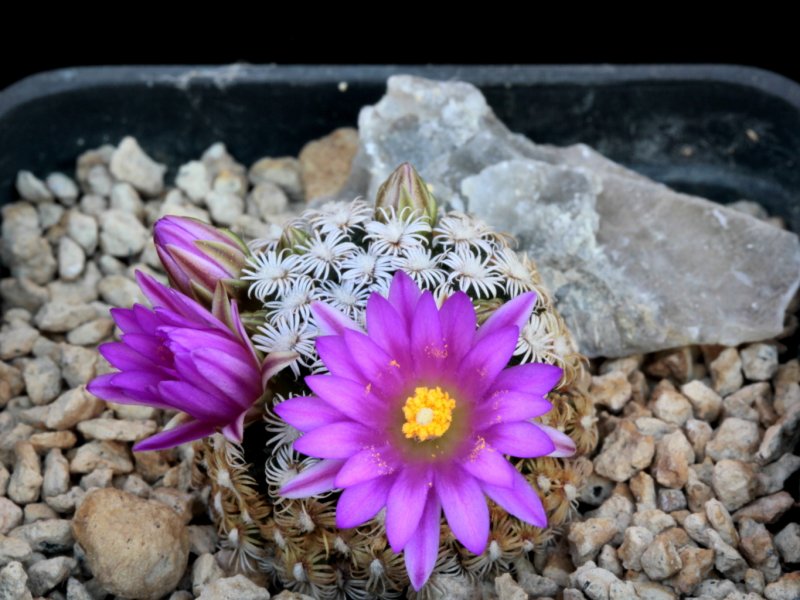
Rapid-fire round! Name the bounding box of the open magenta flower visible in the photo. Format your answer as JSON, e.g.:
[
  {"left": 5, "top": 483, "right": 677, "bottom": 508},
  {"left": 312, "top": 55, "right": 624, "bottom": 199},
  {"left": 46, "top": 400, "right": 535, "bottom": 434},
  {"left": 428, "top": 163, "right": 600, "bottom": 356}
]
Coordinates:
[
  {"left": 154, "top": 215, "right": 250, "bottom": 306},
  {"left": 88, "top": 272, "right": 293, "bottom": 451},
  {"left": 276, "top": 271, "right": 576, "bottom": 589}
]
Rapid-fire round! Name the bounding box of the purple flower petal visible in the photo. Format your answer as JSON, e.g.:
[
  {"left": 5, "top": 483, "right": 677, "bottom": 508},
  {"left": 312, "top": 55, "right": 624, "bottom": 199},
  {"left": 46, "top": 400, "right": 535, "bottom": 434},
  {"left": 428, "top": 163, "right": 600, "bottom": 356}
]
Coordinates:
[
  {"left": 293, "top": 422, "right": 374, "bottom": 459},
  {"left": 537, "top": 424, "right": 577, "bottom": 458},
  {"left": 456, "top": 326, "right": 519, "bottom": 399},
  {"left": 274, "top": 396, "right": 346, "bottom": 432},
  {"left": 98, "top": 342, "right": 163, "bottom": 373},
  {"left": 474, "top": 291, "right": 536, "bottom": 343},
  {"left": 387, "top": 270, "right": 421, "bottom": 332},
  {"left": 158, "top": 380, "right": 239, "bottom": 420},
  {"left": 435, "top": 466, "right": 489, "bottom": 555},
  {"left": 315, "top": 336, "right": 367, "bottom": 384},
  {"left": 310, "top": 301, "right": 360, "bottom": 336},
  {"left": 305, "top": 375, "right": 386, "bottom": 426},
  {"left": 484, "top": 422, "right": 556, "bottom": 458},
  {"left": 404, "top": 493, "right": 441, "bottom": 591},
  {"left": 342, "top": 329, "right": 404, "bottom": 400},
  {"left": 439, "top": 292, "right": 476, "bottom": 369},
  {"left": 410, "top": 291, "right": 447, "bottom": 379},
  {"left": 221, "top": 411, "right": 246, "bottom": 443},
  {"left": 335, "top": 475, "right": 394, "bottom": 529},
  {"left": 487, "top": 363, "right": 563, "bottom": 397},
  {"left": 386, "top": 466, "right": 432, "bottom": 552},
  {"left": 366, "top": 292, "right": 411, "bottom": 366},
  {"left": 109, "top": 307, "right": 142, "bottom": 335},
  {"left": 279, "top": 459, "right": 345, "bottom": 498},
  {"left": 136, "top": 271, "right": 223, "bottom": 329},
  {"left": 482, "top": 467, "right": 547, "bottom": 527},
  {"left": 334, "top": 445, "right": 398, "bottom": 487},
  {"left": 459, "top": 438, "right": 516, "bottom": 488},
  {"left": 133, "top": 419, "right": 217, "bottom": 452},
  {"left": 474, "top": 390, "right": 553, "bottom": 427}
]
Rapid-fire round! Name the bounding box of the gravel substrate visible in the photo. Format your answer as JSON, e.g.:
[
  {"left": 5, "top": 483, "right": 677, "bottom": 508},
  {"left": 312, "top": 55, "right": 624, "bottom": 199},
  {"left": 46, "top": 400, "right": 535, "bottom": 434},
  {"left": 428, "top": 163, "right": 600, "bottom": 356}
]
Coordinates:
[{"left": 0, "top": 133, "right": 798, "bottom": 600}]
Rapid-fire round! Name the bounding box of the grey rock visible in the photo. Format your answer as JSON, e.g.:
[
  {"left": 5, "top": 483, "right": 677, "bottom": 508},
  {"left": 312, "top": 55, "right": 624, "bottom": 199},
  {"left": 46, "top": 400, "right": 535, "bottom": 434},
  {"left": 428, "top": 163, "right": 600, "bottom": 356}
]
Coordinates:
[
  {"left": 46, "top": 173, "right": 79, "bottom": 205},
  {"left": 0, "top": 535, "right": 32, "bottom": 567},
  {"left": 0, "top": 499, "right": 23, "bottom": 535},
  {"left": 757, "top": 404, "right": 800, "bottom": 463},
  {"left": 706, "top": 418, "right": 760, "bottom": 462},
  {"left": 79, "top": 194, "right": 108, "bottom": 218},
  {"left": 1, "top": 203, "right": 57, "bottom": 285},
  {"left": 57, "top": 236, "right": 86, "bottom": 281},
  {"left": 249, "top": 156, "right": 303, "bottom": 200},
  {"left": 109, "top": 137, "right": 166, "bottom": 196},
  {"left": 47, "top": 261, "right": 101, "bottom": 305},
  {"left": 16, "top": 171, "right": 53, "bottom": 202},
  {"left": 77, "top": 418, "right": 157, "bottom": 442},
  {"left": 44, "top": 487, "right": 85, "bottom": 514},
  {"left": 597, "top": 544, "right": 623, "bottom": 578},
  {"left": 109, "top": 182, "right": 144, "bottom": 218},
  {"left": 46, "top": 387, "right": 104, "bottom": 430},
  {"left": 42, "top": 449, "right": 71, "bottom": 498},
  {"left": 65, "top": 577, "right": 93, "bottom": 600},
  {"left": 740, "top": 343, "right": 779, "bottom": 381},
  {"left": 7, "top": 442, "right": 42, "bottom": 505},
  {"left": 571, "top": 562, "right": 620, "bottom": 600},
  {"left": 206, "top": 191, "right": 244, "bottom": 226},
  {"left": 774, "top": 522, "right": 800, "bottom": 564},
  {"left": 192, "top": 553, "right": 224, "bottom": 596},
  {"left": 65, "top": 211, "right": 98, "bottom": 255},
  {"left": 34, "top": 302, "right": 95, "bottom": 333},
  {"left": 27, "top": 556, "right": 75, "bottom": 595},
  {"left": 724, "top": 382, "right": 769, "bottom": 422},
  {"left": 0, "top": 321, "right": 39, "bottom": 360},
  {"left": 658, "top": 489, "right": 687, "bottom": 512},
  {"left": 8, "top": 519, "right": 73, "bottom": 553},
  {"left": 66, "top": 317, "right": 114, "bottom": 346},
  {"left": 196, "top": 574, "right": 271, "bottom": 600},
  {"left": 60, "top": 345, "right": 98, "bottom": 388},
  {"left": 247, "top": 182, "right": 288, "bottom": 219},
  {"left": 765, "top": 573, "right": 800, "bottom": 600},
  {"left": 0, "top": 278, "right": 49, "bottom": 313},
  {"left": 188, "top": 525, "right": 217, "bottom": 555},
  {"left": 774, "top": 381, "right": 800, "bottom": 415},
  {"left": 694, "top": 579, "right": 739, "bottom": 599},
  {"left": 745, "top": 568, "right": 767, "bottom": 595},
  {"left": 685, "top": 418, "right": 714, "bottom": 461},
  {"left": 347, "top": 75, "right": 800, "bottom": 357},
  {"left": 38, "top": 202, "right": 65, "bottom": 230},
  {"left": 23, "top": 503, "right": 57, "bottom": 523},
  {"left": 97, "top": 274, "right": 145, "bottom": 307},
  {"left": 79, "top": 467, "right": 113, "bottom": 490},
  {"left": 176, "top": 160, "right": 211, "bottom": 202},
  {"left": 706, "top": 528, "right": 748, "bottom": 581},
  {"left": 86, "top": 164, "right": 113, "bottom": 196},
  {"left": 98, "top": 209, "right": 148, "bottom": 257},
  {"left": 757, "top": 453, "right": 800, "bottom": 495},
  {"left": 0, "top": 561, "right": 32, "bottom": 600},
  {"left": 705, "top": 499, "right": 739, "bottom": 547},
  {"left": 22, "top": 356, "right": 60, "bottom": 405},
  {"left": 69, "top": 441, "right": 133, "bottom": 474}
]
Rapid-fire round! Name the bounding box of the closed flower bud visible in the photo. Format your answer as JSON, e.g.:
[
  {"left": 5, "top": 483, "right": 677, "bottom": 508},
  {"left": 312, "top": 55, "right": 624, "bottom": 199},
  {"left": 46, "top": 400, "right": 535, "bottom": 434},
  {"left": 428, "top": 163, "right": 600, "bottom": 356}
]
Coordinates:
[
  {"left": 154, "top": 215, "right": 250, "bottom": 306},
  {"left": 375, "top": 162, "right": 438, "bottom": 225}
]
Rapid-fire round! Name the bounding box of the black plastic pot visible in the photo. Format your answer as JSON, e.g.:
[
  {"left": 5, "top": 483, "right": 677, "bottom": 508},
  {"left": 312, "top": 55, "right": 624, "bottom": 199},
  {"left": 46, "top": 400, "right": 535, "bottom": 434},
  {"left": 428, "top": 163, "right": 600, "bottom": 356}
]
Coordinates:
[{"left": 1, "top": 64, "right": 800, "bottom": 233}]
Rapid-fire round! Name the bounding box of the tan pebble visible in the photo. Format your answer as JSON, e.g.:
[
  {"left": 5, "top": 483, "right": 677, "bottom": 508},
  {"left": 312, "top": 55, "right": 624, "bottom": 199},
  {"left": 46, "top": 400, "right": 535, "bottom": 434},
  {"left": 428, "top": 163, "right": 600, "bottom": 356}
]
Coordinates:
[
  {"left": 764, "top": 572, "right": 800, "bottom": 600},
  {"left": 738, "top": 518, "right": 781, "bottom": 583},
  {"left": 710, "top": 347, "right": 743, "bottom": 396},
  {"left": 705, "top": 499, "right": 739, "bottom": 547},
  {"left": 593, "top": 421, "right": 654, "bottom": 482},
  {"left": 590, "top": 371, "right": 632, "bottom": 412},
  {"left": 733, "top": 491, "right": 794, "bottom": 524},
  {"left": 76, "top": 418, "right": 157, "bottom": 441},
  {"left": 641, "top": 533, "right": 682, "bottom": 580},
  {"left": 299, "top": 127, "right": 359, "bottom": 200},
  {"left": 653, "top": 430, "right": 694, "bottom": 489},
  {"left": 684, "top": 418, "right": 713, "bottom": 461},
  {"left": 196, "top": 574, "right": 271, "bottom": 600},
  {"left": 72, "top": 488, "right": 188, "bottom": 600},
  {"left": 69, "top": 441, "right": 133, "bottom": 475},
  {"left": 631, "top": 509, "right": 676, "bottom": 536},
  {"left": 651, "top": 383, "right": 693, "bottom": 426},
  {"left": 629, "top": 471, "right": 657, "bottom": 511},
  {"left": 681, "top": 379, "right": 723, "bottom": 421},
  {"left": 618, "top": 526, "right": 653, "bottom": 571},
  {"left": 7, "top": 442, "right": 42, "bottom": 505},
  {"left": 706, "top": 417, "right": 760, "bottom": 462},
  {"left": 712, "top": 459, "right": 757, "bottom": 512},
  {"left": 567, "top": 518, "right": 617, "bottom": 565},
  {"left": 28, "top": 431, "right": 77, "bottom": 453},
  {"left": 667, "top": 546, "right": 714, "bottom": 595}
]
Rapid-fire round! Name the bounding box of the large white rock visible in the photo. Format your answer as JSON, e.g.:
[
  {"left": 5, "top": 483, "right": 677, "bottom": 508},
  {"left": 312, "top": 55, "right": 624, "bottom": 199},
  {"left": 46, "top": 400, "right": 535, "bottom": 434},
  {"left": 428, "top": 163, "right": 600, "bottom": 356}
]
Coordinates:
[{"left": 345, "top": 75, "right": 800, "bottom": 357}]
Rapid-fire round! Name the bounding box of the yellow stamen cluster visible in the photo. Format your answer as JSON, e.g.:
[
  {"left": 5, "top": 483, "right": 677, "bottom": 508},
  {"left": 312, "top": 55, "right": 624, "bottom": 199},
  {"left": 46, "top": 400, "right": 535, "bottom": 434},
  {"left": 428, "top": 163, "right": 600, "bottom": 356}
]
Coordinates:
[{"left": 402, "top": 386, "right": 455, "bottom": 441}]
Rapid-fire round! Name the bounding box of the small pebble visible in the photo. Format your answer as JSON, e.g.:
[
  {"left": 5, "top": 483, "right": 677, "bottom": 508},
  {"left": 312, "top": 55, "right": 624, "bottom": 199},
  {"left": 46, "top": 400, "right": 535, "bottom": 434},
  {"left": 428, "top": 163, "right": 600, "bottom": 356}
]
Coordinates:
[
  {"left": 712, "top": 459, "right": 757, "bottom": 512},
  {"left": 16, "top": 171, "right": 53, "bottom": 202},
  {"left": 773, "top": 522, "right": 800, "bottom": 564},
  {"left": 711, "top": 348, "right": 744, "bottom": 396},
  {"left": 109, "top": 137, "right": 166, "bottom": 196},
  {"left": 7, "top": 442, "right": 43, "bottom": 505},
  {"left": 27, "top": 555, "right": 75, "bottom": 595},
  {"left": 46, "top": 173, "right": 79, "bottom": 205},
  {"left": 0, "top": 561, "right": 32, "bottom": 600},
  {"left": 196, "top": 574, "right": 271, "bottom": 600},
  {"left": 567, "top": 517, "right": 617, "bottom": 565},
  {"left": 592, "top": 421, "right": 654, "bottom": 482},
  {"left": 652, "top": 429, "right": 694, "bottom": 488},
  {"left": 0, "top": 499, "right": 23, "bottom": 535},
  {"left": 590, "top": 371, "right": 632, "bottom": 412},
  {"left": 706, "top": 417, "right": 761, "bottom": 462},
  {"left": 740, "top": 343, "right": 779, "bottom": 381}
]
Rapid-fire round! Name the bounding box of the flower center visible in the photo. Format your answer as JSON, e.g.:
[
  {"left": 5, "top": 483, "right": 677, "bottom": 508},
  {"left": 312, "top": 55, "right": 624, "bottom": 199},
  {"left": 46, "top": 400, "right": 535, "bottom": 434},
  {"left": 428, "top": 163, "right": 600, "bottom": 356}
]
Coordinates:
[{"left": 402, "top": 386, "right": 455, "bottom": 441}]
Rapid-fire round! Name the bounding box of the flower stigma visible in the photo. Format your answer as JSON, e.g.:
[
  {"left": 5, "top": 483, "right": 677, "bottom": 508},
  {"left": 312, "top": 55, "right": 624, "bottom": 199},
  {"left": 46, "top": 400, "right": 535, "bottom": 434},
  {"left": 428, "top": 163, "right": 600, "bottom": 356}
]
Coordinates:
[{"left": 402, "top": 386, "right": 456, "bottom": 441}]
